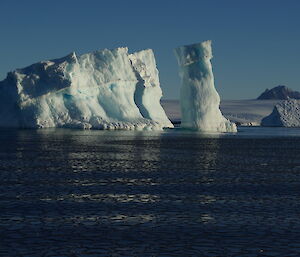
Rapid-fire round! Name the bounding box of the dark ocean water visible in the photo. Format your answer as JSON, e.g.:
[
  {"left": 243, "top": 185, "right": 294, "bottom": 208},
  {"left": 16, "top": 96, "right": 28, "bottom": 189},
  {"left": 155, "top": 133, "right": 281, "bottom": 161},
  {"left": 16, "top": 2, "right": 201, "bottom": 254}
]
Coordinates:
[{"left": 1, "top": 127, "right": 300, "bottom": 257}]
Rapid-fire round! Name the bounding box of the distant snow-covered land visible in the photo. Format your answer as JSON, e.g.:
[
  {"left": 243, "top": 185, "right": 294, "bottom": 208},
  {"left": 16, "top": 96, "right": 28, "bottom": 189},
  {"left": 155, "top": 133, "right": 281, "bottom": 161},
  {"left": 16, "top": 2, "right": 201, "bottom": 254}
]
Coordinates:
[{"left": 161, "top": 99, "right": 281, "bottom": 125}]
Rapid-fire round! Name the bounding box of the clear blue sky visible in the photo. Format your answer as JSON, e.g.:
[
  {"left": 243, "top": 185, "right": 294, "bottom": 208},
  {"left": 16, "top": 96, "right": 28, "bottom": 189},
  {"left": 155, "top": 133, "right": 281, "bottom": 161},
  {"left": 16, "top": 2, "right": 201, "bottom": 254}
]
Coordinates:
[{"left": 1, "top": 0, "right": 300, "bottom": 99}]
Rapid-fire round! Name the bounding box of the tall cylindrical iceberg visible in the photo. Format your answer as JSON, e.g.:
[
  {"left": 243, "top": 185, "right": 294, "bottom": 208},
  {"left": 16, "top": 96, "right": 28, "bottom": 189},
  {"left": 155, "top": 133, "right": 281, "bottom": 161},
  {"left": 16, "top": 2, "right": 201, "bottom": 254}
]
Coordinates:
[{"left": 174, "top": 40, "right": 237, "bottom": 132}]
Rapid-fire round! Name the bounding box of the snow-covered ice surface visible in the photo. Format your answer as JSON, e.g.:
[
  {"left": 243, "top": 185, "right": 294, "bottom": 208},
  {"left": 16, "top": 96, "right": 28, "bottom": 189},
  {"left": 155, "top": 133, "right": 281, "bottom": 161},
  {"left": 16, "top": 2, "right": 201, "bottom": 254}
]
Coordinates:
[
  {"left": 221, "top": 99, "right": 281, "bottom": 125},
  {"left": 174, "top": 41, "right": 236, "bottom": 132},
  {"left": 261, "top": 99, "right": 300, "bottom": 127},
  {"left": 162, "top": 99, "right": 281, "bottom": 126},
  {"left": 0, "top": 47, "right": 173, "bottom": 130}
]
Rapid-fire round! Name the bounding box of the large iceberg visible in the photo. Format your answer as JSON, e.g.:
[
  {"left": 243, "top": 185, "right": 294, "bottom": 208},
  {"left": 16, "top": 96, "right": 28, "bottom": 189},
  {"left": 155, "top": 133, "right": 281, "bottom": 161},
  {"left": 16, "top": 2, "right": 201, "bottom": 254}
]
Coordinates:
[
  {"left": 0, "top": 47, "right": 173, "bottom": 130},
  {"left": 174, "top": 40, "right": 236, "bottom": 132},
  {"left": 261, "top": 99, "right": 300, "bottom": 127}
]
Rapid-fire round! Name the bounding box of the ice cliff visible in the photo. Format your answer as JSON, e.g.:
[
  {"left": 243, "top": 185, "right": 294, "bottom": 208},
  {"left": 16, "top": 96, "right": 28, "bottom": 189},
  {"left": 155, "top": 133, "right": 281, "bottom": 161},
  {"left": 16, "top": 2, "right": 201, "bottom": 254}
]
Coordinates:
[
  {"left": 261, "top": 99, "right": 300, "bottom": 127},
  {"left": 0, "top": 47, "right": 173, "bottom": 130},
  {"left": 174, "top": 40, "right": 237, "bottom": 132}
]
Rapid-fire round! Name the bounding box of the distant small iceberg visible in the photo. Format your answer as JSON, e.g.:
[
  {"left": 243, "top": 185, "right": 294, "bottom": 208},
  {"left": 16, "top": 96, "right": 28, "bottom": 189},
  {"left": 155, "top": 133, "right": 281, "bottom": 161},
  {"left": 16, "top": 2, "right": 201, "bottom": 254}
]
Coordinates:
[{"left": 261, "top": 99, "right": 300, "bottom": 127}]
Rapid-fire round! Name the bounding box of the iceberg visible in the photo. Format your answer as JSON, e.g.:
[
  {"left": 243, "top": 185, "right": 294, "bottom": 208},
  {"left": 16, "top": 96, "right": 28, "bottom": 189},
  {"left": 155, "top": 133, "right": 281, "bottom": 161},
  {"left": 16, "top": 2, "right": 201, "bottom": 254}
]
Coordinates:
[
  {"left": 174, "top": 40, "right": 236, "bottom": 132},
  {"left": 261, "top": 99, "right": 300, "bottom": 127},
  {"left": 0, "top": 47, "right": 173, "bottom": 130}
]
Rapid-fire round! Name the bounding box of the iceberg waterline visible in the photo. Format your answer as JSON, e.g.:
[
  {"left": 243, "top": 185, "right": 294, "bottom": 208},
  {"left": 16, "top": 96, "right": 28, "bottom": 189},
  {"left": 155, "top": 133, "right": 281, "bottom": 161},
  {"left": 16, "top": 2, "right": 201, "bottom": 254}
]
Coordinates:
[
  {"left": 174, "top": 41, "right": 237, "bottom": 132},
  {"left": 0, "top": 42, "right": 237, "bottom": 132},
  {"left": 0, "top": 47, "right": 173, "bottom": 130}
]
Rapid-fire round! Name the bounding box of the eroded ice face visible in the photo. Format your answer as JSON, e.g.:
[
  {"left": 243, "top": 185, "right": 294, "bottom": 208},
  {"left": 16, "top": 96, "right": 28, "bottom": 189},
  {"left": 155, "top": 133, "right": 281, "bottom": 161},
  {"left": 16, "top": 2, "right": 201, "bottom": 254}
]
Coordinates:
[
  {"left": 0, "top": 47, "right": 173, "bottom": 130},
  {"left": 175, "top": 40, "right": 236, "bottom": 132}
]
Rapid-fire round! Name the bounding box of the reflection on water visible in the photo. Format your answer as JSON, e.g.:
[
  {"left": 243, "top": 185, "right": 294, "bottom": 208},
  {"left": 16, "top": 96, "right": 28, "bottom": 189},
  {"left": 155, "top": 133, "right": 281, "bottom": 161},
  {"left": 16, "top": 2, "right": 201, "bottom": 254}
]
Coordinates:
[{"left": 1, "top": 128, "right": 300, "bottom": 256}]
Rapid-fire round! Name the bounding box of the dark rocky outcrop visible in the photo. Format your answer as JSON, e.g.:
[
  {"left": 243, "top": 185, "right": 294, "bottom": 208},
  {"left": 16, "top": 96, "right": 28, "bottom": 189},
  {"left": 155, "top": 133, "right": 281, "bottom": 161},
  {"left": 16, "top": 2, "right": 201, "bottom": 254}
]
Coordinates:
[{"left": 257, "top": 85, "right": 300, "bottom": 100}]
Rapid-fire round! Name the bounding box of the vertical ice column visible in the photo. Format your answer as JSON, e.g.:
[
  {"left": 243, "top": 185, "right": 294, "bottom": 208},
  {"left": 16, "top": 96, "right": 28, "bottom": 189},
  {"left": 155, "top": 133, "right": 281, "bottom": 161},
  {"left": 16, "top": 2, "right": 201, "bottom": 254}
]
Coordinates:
[{"left": 174, "top": 40, "right": 237, "bottom": 132}]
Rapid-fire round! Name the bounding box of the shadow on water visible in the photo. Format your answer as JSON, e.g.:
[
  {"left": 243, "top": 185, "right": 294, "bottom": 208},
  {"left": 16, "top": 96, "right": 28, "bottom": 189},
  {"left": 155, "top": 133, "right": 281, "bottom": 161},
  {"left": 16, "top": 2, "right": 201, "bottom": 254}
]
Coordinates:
[{"left": 1, "top": 128, "right": 300, "bottom": 256}]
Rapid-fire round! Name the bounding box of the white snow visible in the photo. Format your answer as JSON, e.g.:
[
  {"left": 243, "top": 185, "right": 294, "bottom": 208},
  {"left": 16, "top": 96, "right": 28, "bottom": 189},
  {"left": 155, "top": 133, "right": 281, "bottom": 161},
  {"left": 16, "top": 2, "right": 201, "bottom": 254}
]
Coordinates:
[
  {"left": 0, "top": 47, "right": 173, "bottom": 130},
  {"left": 174, "top": 40, "right": 237, "bottom": 132},
  {"left": 221, "top": 99, "right": 281, "bottom": 125},
  {"left": 161, "top": 99, "right": 281, "bottom": 126},
  {"left": 261, "top": 99, "right": 300, "bottom": 127}
]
